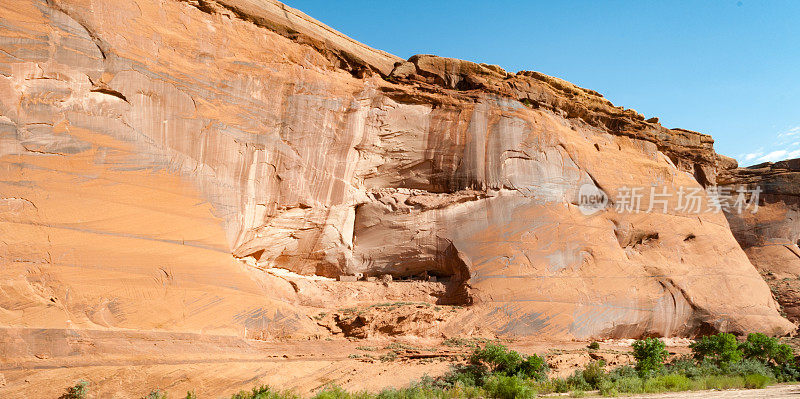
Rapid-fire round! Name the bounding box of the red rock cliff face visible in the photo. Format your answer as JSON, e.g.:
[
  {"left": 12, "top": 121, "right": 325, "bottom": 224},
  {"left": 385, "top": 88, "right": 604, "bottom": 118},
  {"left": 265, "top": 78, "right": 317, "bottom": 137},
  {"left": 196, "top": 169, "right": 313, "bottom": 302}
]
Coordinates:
[
  {"left": 720, "top": 159, "right": 800, "bottom": 323},
  {"left": 0, "top": 0, "right": 793, "bottom": 342}
]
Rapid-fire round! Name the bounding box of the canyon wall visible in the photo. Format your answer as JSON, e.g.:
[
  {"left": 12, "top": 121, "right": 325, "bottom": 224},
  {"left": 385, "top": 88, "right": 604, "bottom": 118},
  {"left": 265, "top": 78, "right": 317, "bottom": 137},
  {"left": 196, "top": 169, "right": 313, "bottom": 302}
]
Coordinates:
[
  {"left": 720, "top": 159, "right": 800, "bottom": 322},
  {"left": 0, "top": 0, "right": 794, "bottom": 346}
]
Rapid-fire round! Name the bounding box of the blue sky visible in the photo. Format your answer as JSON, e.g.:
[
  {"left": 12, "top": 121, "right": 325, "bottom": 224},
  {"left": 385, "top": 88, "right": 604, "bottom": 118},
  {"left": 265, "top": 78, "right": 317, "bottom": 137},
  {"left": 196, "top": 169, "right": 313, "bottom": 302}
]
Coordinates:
[{"left": 285, "top": 0, "right": 800, "bottom": 166}]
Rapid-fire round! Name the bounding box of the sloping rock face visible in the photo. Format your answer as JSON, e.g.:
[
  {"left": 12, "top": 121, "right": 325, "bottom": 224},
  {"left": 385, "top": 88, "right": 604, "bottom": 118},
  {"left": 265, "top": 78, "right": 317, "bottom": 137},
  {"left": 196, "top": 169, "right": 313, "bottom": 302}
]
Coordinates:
[
  {"left": 0, "top": 0, "right": 793, "bottom": 343},
  {"left": 719, "top": 159, "right": 800, "bottom": 323}
]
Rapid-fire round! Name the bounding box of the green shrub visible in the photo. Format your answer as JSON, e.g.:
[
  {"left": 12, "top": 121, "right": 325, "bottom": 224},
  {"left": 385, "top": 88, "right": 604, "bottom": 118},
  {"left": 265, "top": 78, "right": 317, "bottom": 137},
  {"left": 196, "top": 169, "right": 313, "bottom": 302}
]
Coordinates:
[
  {"left": 441, "top": 363, "right": 485, "bottom": 387},
  {"left": 470, "top": 343, "right": 522, "bottom": 375},
  {"left": 531, "top": 377, "right": 573, "bottom": 394},
  {"left": 743, "top": 374, "right": 771, "bottom": 389},
  {"left": 606, "top": 365, "right": 637, "bottom": 382},
  {"left": 518, "top": 354, "right": 549, "bottom": 381},
  {"left": 642, "top": 377, "right": 665, "bottom": 393},
  {"left": 581, "top": 360, "right": 606, "bottom": 389},
  {"left": 467, "top": 343, "right": 548, "bottom": 381},
  {"left": 658, "top": 374, "right": 691, "bottom": 391},
  {"left": 230, "top": 385, "right": 298, "bottom": 399},
  {"left": 696, "top": 375, "right": 745, "bottom": 390},
  {"left": 614, "top": 376, "right": 643, "bottom": 393},
  {"left": 530, "top": 379, "right": 555, "bottom": 394},
  {"left": 665, "top": 356, "right": 722, "bottom": 378},
  {"left": 145, "top": 390, "right": 168, "bottom": 399},
  {"left": 566, "top": 370, "right": 591, "bottom": 391},
  {"left": 690, "top": 333, "right": 743, "bottom": 367},
  {"left": 375, "top": 387, "right": 439, "bottom": 399},
  {"left": 773, "top": 362, "right": 800, "bottom": 382},
  {"left": 438, "top": 383, "right": 484, "bottom": 399},
  {"left": 553, "top": 378, "right": 571, "bottom": 393},
  {"left": 59, "top": 381, "right": 89, "bottom": 399},
  {"left": 185, "top": 392, "right": 197, "bottom": 399},
  {"left": 569, "top": 390, "right": 586, "bottom": 398},
  {"left": 482, "top": 375, "right": 535, "bottom": 399},
  {"left": 588, "top": 341, "right": 600, "bottom": 350},
  {"left": 740, "top": 333, "right": 795, "bottom": 366},
  {"left": 632, "top": 338, "right": 668, "bottom": 377},
  {"left": 598, "top": 379, "right": 618, "bottom": 397},
  {"left": 726, "top": 358, "right": 775, "bottom": 378},
  {"left": 313, "top": 386, "right": 352, "bottom": 399}
]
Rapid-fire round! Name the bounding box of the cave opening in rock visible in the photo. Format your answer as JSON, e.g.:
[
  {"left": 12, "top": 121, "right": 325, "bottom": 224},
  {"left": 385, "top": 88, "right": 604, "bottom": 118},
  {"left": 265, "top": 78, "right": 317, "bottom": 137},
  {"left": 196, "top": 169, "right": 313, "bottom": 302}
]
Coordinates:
[{"left": 693, "top": 163, "right": 709, "bottom": 188}]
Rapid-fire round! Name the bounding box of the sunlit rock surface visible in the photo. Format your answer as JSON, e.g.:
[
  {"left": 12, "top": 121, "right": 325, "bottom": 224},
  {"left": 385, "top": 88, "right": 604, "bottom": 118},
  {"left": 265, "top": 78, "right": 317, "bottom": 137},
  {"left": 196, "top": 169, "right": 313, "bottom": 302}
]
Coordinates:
[
  {"left": 720, "top": 158, "right": 800, "bottom": 323},
  {"left": 0, "top": 0, "right": 793, "bottom": 348}
]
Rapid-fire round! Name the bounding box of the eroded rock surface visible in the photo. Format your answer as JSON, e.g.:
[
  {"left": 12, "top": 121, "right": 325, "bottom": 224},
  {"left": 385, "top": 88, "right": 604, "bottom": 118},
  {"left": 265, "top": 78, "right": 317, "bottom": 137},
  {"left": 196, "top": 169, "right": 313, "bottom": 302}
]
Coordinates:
[
  {"left": 0, "top": 0, "right": 793, "bottom": 348},
  {"left": 719, "top": 158, "right": 800, "bottom": 322}
]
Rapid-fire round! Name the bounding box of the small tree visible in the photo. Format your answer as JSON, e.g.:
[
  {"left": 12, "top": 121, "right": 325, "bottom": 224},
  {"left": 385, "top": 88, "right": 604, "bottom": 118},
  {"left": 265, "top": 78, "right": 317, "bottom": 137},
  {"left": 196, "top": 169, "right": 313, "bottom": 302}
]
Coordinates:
[
  {"left": 740, "top": 333, "right": 795, "bottom": 366},
  {"left": 59, "top": 381, "right": 89, "bottom": 399},
  {"left": 470, "top": 343, "right": 523, "bottom": 375},
  {"left": 469, "top": 343, "right": 549, "bottom": 381},
  {"left": 581, "top": 360, "right": 607, "bottom": 389},
  {"left": 632, "top": 338, "right": 668, "bottom": 377},
  {"left": 518, "top": 353, "right": 549, "bottom": 381},
  {"left": 690, "top": 333, "right": 743, "bottom": 367}
]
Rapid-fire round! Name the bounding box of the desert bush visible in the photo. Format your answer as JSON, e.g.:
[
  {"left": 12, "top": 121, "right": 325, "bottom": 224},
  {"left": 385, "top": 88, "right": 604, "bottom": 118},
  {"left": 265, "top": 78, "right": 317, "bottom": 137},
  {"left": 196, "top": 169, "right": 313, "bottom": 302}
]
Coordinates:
[
  {"left": 726, "top": 358, "right": 775, "bottom": 378},
  {"left": 569, "top": 389, "right": 586, "bottom": 398},
  {"left": 606, "top": 365, "right": 637, "bottom": 382},
  {"left": 145, "top": 390, "right": 168, "bottom": 399},
  {"left": 467, "top": 343, "right": 548, "bottom": 381},
  {"left": 437, "top": 383, "right": 484, "bottom": 399},
  {"left": 482, "top": 375, "right": 535, "bottom": 399},
  {"left": 743, "top": 374, "right": 771, "bottom": 389},
  {"left": 740, "top": 333, "right": 794, "bottom": 366},
  {"left": 231, "top": 385, "right": 299, "bottom": 399},
  {"left": 313, "top": 386, "right": 354, "bottom": 399},
  {"left": 580, "top": 360, "right": 606, "bottom": 389},
  {"left": 598, "top": 379, "right": 618, "bottom": 397},
  {"left": 642, "top": 377, "right": 666, "bottom": 393},
  {"left": 632, "top": 337, "right": 668, "bottom": 377},
  {"left": 517, "top": 353, "right": 549, "bottom": 381},
  {"left": 657, "top": 374, "right": 692, "bottom": 391},
  {"left": 529, "top": 379, "right": 555, "bottom": 394},
  {"left": 553, "top": 377, "right": 571, "bottom": 393},
  {"left": 440, "top": 363, "right": 485, "bottom": 387},
  {"left": 695, "top": 374, "right": 745, "bottom": 390},
  {"left": 470, "top": 343, "right": 522, "bottom": 375},
  {"left": 613, "top": 376, "right": 643, "bottom": 393},
  {"left": 773, "top": 362, "right": 800, "bottom": 382},
  {"left": 59, "top": 381, "right": 89, "bottom": 399},
  {"left": 588, "top": 341, "right": 600, "bottom": 350},
  {"left": 665, "top": 356, "right": 722, "bottom": 378},
  {"left": 566, "top": 370, "right": 592, "bottom": 391},
  {"left": 690, "top": 333, "right": 743, "bottom": 367}
]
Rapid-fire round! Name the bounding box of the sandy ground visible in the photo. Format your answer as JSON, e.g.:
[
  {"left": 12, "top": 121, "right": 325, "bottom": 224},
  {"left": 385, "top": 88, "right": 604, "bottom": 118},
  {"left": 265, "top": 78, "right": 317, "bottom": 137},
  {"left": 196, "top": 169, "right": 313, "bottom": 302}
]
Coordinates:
[
  {"left": 0, "top": 327, "right": 616, "bottom": 398},
  {"left": 621, "top": 384, "right": 800, "bottom": 398},
  {"left": 0, "top": 328, "right": 791, "bottom": 399}
]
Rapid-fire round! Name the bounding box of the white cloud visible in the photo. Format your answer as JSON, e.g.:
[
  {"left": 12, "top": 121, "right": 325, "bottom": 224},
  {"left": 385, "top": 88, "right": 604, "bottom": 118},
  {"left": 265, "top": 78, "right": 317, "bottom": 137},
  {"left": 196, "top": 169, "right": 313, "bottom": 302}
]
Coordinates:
[
  {"left": 738, "top": 126, "right": 800, "bottom": 166},
  {"left": 755, "top": 150, "right": 788, "bottom": 163},
  {"left": 742, "top": 152, "right": 762, "bottom": 162},
  {"left": 778, "top": 126, "right": 800, "bottom": 139}
]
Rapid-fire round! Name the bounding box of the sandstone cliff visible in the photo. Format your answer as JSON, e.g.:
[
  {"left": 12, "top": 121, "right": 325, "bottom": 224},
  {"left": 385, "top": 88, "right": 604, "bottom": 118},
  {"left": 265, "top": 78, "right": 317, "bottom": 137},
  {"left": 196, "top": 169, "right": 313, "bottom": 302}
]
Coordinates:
[
  {"left": 719, "top": 158, "right": 800, "bottom": 322},
  {"left": 0, "top": 0, "right": 794, "bottom": 351}
]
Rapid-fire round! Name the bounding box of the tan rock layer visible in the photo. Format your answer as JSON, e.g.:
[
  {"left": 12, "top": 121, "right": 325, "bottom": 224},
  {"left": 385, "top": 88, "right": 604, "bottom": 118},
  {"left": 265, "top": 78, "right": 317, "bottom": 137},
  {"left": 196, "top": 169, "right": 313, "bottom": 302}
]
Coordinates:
[
  {"left": 719, "top": 158, "right": 800, "bottom": 323},
  {"left": 0, "top": 0, "right": 793, "bottom": 345}
]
